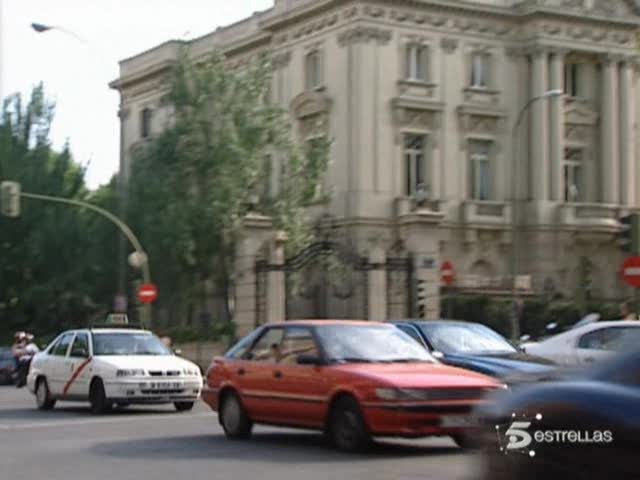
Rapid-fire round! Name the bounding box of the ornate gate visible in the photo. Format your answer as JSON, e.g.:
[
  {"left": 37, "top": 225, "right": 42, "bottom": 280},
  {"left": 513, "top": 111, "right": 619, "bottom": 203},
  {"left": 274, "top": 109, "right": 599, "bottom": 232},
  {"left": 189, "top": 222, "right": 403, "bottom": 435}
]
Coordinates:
[
  {"left": 284, "top": 241, "right": 369, "bottom": 320},
  {"left": 255, "top": 242, "right": 414, "bottom": 324}
]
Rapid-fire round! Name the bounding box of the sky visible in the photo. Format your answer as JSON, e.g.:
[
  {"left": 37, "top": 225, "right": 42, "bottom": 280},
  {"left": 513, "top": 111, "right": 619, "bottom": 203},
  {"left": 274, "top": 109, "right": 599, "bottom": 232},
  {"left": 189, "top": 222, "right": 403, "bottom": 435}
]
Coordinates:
[{"left": 1, "top": 0, "right": 274, "bottom": 189}]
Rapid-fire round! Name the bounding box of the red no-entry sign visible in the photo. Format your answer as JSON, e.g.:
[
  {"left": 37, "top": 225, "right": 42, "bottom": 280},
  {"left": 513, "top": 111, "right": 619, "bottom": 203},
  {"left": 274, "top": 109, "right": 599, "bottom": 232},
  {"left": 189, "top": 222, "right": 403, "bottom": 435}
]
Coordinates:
[
  {"left": 138, "top": 283, "right": 158, "bottom": 304},
  {"left": 621, "top": 256, "right": 640, "bottom": 288},
  {"left": 441, "top": 261, "right": 455, "bottom": 286}
]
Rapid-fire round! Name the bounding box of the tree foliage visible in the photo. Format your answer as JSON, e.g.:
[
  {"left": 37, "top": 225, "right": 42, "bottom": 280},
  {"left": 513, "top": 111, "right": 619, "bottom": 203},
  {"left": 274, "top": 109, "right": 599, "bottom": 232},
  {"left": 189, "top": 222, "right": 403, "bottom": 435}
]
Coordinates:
[
  {"left": 0, "top": 86, "right": 110, "bottom": 342},
  {"left": 127, "top": 49, "right": 330, "bottom": 327}
]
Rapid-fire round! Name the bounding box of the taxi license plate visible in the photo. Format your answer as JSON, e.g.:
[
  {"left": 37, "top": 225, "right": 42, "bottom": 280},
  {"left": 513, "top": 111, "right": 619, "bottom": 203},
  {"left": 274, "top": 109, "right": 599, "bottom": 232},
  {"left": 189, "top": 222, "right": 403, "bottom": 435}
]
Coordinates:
[
  {"left": 440, "top": 415, "right": 476, "bottom": 428},
  {"left": 149, "top": 381, "right": 182, "bottom": 389}
]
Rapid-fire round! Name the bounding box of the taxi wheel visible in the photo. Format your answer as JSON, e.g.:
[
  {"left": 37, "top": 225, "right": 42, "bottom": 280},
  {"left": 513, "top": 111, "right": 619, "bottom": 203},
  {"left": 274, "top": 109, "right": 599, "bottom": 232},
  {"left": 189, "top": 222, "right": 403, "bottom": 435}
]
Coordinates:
[
  {"left": 89, "top": 379, "right": 112, "bottom": 414},
  {"left": 220, "top": 392, "right": 252, "bottom": 439},
  {"left": 328, "top": 396, "right": 371, "bottom": 452},
  {"left": 35, "top": 377, "right": 56, "bottom": 411},
  {"left": 174, "top": 401, "right": 195, "bottom": 412}
]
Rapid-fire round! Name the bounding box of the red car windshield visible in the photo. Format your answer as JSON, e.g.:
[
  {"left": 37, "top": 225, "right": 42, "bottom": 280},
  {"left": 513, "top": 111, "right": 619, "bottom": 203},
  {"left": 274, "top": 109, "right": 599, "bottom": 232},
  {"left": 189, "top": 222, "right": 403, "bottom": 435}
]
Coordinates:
[{"left": 315, "top": 325, "right": 435, "bottom": 364}]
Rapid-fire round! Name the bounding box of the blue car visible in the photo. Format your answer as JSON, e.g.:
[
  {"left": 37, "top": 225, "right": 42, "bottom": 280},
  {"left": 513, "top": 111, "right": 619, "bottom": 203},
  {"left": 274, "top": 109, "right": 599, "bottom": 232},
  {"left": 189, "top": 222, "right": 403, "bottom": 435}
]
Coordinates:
[
  {"left": 392, "top": 320, "right": 555, "bottom": 383},
  {"left": 476, "top": 349, "right": 640, "bottom": 479},
  {"left": 0, "top": 348, "right": 16, "bottom": 385}
]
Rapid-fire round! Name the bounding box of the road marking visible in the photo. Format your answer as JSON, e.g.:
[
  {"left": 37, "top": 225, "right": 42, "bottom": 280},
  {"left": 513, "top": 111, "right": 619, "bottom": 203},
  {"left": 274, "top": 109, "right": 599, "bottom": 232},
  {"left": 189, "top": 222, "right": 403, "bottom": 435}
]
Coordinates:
[{"left": 0, "top": 411, "right": 213, "bottom": 431}]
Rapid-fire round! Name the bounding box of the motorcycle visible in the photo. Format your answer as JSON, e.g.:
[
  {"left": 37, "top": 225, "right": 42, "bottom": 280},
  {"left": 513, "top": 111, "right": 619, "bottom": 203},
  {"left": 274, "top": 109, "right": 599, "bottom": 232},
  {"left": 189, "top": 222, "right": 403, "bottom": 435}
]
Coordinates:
[{"left": 15, "top": 355, "right": 33, "bottom": 388}]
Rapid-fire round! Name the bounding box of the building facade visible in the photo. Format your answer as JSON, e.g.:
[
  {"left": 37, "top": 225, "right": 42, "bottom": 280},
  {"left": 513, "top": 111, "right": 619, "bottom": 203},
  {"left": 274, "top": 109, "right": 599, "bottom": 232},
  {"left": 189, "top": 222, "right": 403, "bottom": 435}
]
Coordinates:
[{"left": 111, "top": 0, "right": 640, "bottom": 332}]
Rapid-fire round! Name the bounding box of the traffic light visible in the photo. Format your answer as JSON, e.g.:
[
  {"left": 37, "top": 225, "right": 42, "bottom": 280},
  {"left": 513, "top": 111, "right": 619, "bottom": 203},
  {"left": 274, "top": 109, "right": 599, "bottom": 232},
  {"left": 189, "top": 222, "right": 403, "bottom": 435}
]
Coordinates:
[
  {"left": 0, "top": 181, "right": 21, "bottom": 217},
  {"left": 619, "top": 213, "right": 640, "bottom": 254},
  {"left": 416, "top": 279, "right": 427, "bottom": 319}
]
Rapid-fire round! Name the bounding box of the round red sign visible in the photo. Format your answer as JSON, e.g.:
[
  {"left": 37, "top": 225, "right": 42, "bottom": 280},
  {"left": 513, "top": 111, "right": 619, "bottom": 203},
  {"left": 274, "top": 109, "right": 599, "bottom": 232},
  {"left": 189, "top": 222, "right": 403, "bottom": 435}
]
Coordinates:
[
  {"left": 621, "top": 256, "right": 640, "bottom": 288},
  {"left": 441, "top": 261, "right": 455, "bottom": 286},
  {"left": 138, "top": 283, "right": 158, "bottom": 304}
]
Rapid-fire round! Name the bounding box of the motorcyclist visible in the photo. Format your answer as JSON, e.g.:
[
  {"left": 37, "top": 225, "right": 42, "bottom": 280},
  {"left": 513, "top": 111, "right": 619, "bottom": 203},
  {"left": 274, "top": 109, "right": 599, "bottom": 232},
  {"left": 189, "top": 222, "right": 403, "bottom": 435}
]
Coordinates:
[
  {"left": 11, "top": 332, "right": 26, "bottom": 370},
  {"left": 16, "top": 333, "right": 39, "bottom": 388}
]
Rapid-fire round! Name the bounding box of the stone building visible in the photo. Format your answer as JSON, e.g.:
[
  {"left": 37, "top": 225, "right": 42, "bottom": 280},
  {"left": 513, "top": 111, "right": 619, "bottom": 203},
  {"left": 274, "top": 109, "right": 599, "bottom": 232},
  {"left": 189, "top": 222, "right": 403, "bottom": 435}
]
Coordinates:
[{"left": 111, "top": 0, "right": 640, "bottom": 335}]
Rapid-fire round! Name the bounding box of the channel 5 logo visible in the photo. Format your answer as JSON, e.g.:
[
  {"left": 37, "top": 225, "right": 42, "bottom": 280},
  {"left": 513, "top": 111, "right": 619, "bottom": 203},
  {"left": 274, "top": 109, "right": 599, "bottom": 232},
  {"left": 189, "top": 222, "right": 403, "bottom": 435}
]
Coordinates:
[
  {"left": 505, "top": 421, "right": 533, "bottom": 450},
  {"left": 496, "top": 412, "right": 613, "bottom": 458}
]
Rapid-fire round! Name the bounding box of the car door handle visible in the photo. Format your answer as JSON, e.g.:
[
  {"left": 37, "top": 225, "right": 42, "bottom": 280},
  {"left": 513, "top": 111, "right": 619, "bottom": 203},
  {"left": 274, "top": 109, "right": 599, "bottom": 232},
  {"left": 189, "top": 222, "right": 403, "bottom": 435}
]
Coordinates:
[
  {"left": 273, "top": 370, "right": 282, "bottom": 379},
  {"left": 237, "top": 368, "right": 246, "bottom": 376},
  {"left": 584, "top": 357, "right": 594, "bottom": 363}
]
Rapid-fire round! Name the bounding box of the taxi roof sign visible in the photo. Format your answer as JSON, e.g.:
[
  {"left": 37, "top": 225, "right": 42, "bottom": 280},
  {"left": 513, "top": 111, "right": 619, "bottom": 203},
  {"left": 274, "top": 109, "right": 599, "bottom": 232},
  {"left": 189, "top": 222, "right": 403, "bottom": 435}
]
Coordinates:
[{"left": 105, "top": 313, "right": 129, "bottom": 325}]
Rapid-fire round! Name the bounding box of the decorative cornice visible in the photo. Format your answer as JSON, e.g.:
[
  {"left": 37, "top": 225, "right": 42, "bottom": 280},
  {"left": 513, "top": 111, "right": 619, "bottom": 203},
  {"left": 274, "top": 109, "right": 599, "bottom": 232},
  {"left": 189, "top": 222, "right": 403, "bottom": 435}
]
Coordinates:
[
  {"left": 271, "top": 50, "right": 292, "bottom": 69},
  {"left": 290, "top": 11, "right": 339, "bottom": 40},
  {"left": 337, "top": 26, "right": 392, "bottom": 47},
  {"left": 548, "top": 46, "right": 570, "bottom": 57},
  {"left": 440, "top": 37, "right": 459, "bottom": 54}
]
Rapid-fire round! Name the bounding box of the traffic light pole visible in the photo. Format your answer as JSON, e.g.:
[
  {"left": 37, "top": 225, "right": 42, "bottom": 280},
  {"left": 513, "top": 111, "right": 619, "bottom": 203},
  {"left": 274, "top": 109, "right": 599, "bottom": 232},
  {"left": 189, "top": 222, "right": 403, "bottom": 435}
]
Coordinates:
[{"left": 18, "top": 191, "right": 152, "bottom": 328}]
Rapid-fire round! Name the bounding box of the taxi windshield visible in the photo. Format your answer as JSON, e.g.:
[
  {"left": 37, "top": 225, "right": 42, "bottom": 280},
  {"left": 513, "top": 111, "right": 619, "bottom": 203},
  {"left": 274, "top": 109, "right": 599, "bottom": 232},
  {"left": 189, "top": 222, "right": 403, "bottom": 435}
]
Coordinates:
[
  {"left": 315, "top": 325, "right": 435, "bottom": 364},
  {"left": 92, "top": 333, "right": 171, "bottom": 356}
]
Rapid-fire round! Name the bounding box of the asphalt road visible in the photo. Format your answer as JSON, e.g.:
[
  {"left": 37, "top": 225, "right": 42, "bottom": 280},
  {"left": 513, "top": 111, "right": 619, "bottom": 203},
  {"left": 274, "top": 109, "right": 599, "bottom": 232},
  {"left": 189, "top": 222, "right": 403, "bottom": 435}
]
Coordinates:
[{"left": 0, "top": 386, "right": 482, "bottom": 480}]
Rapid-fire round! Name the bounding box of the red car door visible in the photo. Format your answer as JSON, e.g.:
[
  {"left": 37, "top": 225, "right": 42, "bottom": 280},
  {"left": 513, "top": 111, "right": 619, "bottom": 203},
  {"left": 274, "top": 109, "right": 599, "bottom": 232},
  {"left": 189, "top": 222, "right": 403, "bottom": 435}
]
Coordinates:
[
  {"left": 237, "top": 327, "right": 286, "bottom": 422},
  {"left": 267, "top": 326, "right": 331, "bottom": 428}
]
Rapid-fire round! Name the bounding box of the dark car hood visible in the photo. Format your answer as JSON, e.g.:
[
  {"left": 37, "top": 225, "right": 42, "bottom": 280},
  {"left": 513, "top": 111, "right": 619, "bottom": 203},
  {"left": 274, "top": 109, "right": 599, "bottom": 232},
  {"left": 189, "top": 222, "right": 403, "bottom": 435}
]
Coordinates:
[{"left": 442, "top": 351, "right": 556, "bottom": 378}]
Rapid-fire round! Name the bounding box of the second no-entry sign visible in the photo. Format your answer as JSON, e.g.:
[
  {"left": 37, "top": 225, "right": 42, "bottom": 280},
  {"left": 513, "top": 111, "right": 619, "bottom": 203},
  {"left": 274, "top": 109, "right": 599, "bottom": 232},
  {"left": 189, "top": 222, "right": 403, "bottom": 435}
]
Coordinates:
[
  {"left": 138, "top": 283, "right": 158, "bottom": 304},
  {"left": 621, "top": 256, "right": 640, "bottom": 288}
]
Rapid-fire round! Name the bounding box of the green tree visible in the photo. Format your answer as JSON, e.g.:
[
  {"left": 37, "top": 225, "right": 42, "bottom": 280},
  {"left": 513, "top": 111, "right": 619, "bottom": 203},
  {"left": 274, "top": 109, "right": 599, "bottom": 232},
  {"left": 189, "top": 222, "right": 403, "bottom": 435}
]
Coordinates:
[
  {"left": 128, "top": 49, "right": 330, "bottom": 328},
  {"left": 0, "top": 85, "right": 103, "bottom": 341}
]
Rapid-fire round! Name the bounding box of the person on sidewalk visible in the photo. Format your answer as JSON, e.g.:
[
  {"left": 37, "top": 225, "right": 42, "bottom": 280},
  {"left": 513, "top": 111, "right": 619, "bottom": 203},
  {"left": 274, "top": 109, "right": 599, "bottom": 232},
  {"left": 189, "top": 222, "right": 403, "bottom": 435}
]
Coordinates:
[
  {"left": 15, "top": 333, "right": 39, "bottom": 388},
  {"left": 620, "top": 301, "right": 638, "bottom": 320}
]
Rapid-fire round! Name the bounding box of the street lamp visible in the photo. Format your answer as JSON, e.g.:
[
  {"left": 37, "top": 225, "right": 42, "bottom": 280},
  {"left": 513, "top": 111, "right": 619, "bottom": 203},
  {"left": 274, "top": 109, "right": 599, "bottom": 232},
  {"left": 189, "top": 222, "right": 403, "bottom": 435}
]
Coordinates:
[
  {"left": 31, "top": 22, "right": 87, "bottom": 43},
  {"left": 509, "top": 88, "right": 564, "bottom": 340},
  {"left": 30, "top": 23, "right": 150, "bottom": 326}
]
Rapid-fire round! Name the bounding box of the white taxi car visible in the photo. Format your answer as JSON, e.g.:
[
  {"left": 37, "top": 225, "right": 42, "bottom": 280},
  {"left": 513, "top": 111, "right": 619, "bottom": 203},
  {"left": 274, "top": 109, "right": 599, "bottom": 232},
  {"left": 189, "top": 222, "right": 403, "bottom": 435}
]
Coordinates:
[{"left": 27, "top": 327, "right": 203, "bottom": 413}]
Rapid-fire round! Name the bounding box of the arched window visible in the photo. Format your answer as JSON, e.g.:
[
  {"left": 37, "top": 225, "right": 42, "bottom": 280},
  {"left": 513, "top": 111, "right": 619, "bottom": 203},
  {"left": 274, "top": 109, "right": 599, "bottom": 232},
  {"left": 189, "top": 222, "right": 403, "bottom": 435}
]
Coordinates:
[{"left": 470, "top": 260, "right": 494, "bottom": 278}]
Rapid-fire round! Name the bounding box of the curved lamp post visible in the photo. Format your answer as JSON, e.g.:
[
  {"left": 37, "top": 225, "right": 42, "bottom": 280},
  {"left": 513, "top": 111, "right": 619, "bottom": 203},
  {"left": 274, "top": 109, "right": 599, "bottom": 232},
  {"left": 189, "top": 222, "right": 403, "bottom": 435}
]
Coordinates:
[
  {"left": 30, "top": 23, "right": 150, "bottom": 327},
  {"left": 31, "top": 22, "right": 87, "bottom": 43},
  {"left": 510, "top": 89, "right": 564, "bottom": 340}
]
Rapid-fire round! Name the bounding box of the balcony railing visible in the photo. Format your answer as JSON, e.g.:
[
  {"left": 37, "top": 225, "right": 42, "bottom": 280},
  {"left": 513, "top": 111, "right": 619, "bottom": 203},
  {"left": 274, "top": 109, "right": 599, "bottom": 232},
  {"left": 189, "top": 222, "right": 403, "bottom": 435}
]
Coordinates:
[
  {"left": 557, "top": 203, "right": 620, "bottom": 228},
  {"left": 462, "top": 200, "right": 512, "bottom": 226},
  {"left": 452, "top": 274, "right": 533, "bottom": 293},
  {"left": 394, "top": 196, "right": 441, "bottom": 217}
]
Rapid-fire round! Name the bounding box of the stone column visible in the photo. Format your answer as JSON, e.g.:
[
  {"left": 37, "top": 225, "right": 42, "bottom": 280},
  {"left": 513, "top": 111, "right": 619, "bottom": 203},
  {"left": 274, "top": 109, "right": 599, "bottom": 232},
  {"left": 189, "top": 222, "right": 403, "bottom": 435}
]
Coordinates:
[
  {"left": 549, "top": 50, "right": 566, "bottom": 202},
  {"left": 266, "top": 231, "right": 288, "bottom": 323},
  {"left": 233, "top": 213, "right": 275, "bottom": 337},
  {"left": 397, "top": 211, "right": 444, "bottom": 320},
  {"left": 601, "top": 55, "right": 620, "bottom": 204},
  {"left": 367, "top": 244, "right": 387, "bottom": 321},
  {"left": 620, "top": 59, "right": 635, "bottom": 206},
  {"left": 530, "top": 48, "right": 550, "bottom": 201}
]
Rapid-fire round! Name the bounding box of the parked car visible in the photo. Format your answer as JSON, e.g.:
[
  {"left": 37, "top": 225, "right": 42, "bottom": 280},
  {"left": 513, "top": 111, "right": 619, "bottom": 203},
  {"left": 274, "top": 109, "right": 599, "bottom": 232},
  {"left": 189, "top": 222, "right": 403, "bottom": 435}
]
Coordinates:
[
  {"left": 476, "top": 349, "right": 640, "bottom": 480},
  {"left": 202, "top": 320, "right": 504, "bottom": 452},
  {"left": 27, "top": 327, "right": 203, "bottom": 413},
  {"left": 0, "top": 347, "right": 16, "bottom": 385},
  {"left": 392, "top": 320, "right": 555, "bottom": 383},
  {"left": 521, "top": 320, "right": 640, "bottom": 366}
]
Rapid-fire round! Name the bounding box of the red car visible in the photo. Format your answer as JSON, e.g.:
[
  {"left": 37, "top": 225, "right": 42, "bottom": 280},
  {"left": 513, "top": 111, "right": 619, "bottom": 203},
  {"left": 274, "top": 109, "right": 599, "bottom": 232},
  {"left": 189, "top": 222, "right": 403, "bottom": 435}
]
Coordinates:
[{"left": 202, "top": 321, "right": 503, "bottom": 451}]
